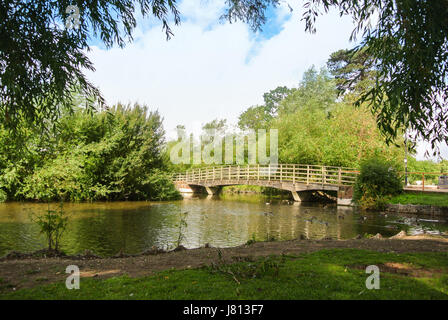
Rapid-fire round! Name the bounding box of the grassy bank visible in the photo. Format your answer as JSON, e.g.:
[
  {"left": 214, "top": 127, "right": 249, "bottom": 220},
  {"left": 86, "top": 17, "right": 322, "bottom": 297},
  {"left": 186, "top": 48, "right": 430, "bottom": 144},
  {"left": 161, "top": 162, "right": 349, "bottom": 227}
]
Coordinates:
[
  {"left": 389, "top": 192, "right": 448, "bottom": 206},
  {"left": 2, "top": 249, "right": 447, "bottom": 299}
]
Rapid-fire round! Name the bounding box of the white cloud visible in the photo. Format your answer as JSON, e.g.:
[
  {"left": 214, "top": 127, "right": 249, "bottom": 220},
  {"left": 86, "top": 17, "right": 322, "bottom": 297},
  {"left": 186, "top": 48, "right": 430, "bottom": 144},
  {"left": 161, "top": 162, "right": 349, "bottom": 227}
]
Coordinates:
[
  {"left": 415, "top": 139, "right": 448, "bottom": 161},
  {"left": 85, "top": 0, "right": 357, "bottom": 140}
]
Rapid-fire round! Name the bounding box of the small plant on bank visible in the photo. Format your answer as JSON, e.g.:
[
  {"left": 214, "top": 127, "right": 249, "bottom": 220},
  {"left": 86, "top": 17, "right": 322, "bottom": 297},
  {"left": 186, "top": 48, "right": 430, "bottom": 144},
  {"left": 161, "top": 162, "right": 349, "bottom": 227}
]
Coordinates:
[
  {"left": 265, "top": 231, "right": 277, "bottom": 242},
  {"left": 176, "top": 211, "right": 188, "bottom": 248},
  {"left": 30, "top": 203, "right": 68, "bottom": 253},
  {"left": 210, "top": 250, "right": 286, "bottom": 284},
  {"left": 246, "top": 233, "right": 257, "bottom": 245},
  {"left": 353, "top": 157, "right": 403, "bottom": 210}
]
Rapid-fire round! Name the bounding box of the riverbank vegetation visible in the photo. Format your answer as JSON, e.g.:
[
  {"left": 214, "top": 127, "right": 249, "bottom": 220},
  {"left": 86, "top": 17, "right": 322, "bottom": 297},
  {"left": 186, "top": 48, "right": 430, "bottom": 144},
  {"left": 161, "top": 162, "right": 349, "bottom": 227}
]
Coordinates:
[
  {"left": 389, "top": 193, "right": 448, "bottom": 207},
  {"left": 353, "top": 158, "right": 403, "bottom": 210},
  {"left": 0, "top": 104, "right": 181, "bottom": 202},
  {"left": 2, "top": 249, "right": 447, "bottom": 299}
]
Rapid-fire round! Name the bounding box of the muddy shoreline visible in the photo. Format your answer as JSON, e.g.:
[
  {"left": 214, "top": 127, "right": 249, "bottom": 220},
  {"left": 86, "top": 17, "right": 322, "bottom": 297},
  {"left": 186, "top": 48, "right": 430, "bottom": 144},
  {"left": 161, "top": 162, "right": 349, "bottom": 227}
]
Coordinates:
[{"left": 1, "top": 235, "right": 447, "bottom": 293}]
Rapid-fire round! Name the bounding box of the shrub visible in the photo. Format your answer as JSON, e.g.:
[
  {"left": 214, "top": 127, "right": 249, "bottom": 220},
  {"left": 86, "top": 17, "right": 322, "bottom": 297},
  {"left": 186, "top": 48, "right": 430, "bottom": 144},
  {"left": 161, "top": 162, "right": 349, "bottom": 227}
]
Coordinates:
[
  {"left": 31, "top": 204, "right": 68, "bottom": 252},
  {"left": 146, "top": 169, "right": 182, "bottom": 201},
  {"left": 4, "top": 104, "right": 181, "bottom": 202},
  {"left": 353, "top": 157, "right": 403, "bottom": 210}
]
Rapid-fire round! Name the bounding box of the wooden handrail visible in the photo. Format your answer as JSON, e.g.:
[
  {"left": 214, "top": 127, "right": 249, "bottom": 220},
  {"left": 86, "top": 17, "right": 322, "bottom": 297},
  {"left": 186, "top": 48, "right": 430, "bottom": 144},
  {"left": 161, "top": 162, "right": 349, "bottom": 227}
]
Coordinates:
[
  {"left": 173, "top": 164, "right": 359, "bottom": 186},
  {"left": 173, "top": 167, "right": 448, "bottom": 192}
]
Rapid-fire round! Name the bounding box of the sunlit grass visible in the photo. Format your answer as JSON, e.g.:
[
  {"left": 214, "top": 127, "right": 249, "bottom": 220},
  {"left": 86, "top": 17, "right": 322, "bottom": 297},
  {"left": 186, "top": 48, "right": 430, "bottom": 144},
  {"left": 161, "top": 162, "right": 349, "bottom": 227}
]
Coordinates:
[
  {"left": 1, "top": 249, "right": 447, "bottom": 300},
  {"left": 389, "top": 192, "right": 448, "bottom": 206}
]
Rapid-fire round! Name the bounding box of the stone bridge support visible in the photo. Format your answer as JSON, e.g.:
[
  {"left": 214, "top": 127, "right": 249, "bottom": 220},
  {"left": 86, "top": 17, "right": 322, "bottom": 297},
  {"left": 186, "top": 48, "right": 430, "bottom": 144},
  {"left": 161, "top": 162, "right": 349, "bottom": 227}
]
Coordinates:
[
  {"left": 205, "top": 186, "right": 221, "bottom": 195},
  {"left": 290, "top": 190, "right": 315, "bottom": 202},
  {"left": 174, "top": 182, "right": 221, "bottom": 195},
  {"left": 337, "top": 186, "right": 353, "bottom": 206},
  {"left": 173, "top": 181, "right": 193, "bottom": 193},
  {"left": 174, "top": 182, "right": 204, "bottom": 194}
]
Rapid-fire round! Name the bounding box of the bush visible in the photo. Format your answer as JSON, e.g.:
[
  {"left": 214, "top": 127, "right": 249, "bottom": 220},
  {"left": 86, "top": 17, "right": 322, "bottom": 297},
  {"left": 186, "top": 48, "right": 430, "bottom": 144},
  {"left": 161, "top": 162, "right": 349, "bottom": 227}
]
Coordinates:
[
  {"left": 353, "top": 157, "right": 403, "bottom": 210},
  {"left": 146, "top": 169, "right": 182, "bottom": 201},
  {"left": 31, "top": 204, "right": 68, "bottom": 252},
  {"left": 1, "top": 103, "right": 181, "bottom": 202}
]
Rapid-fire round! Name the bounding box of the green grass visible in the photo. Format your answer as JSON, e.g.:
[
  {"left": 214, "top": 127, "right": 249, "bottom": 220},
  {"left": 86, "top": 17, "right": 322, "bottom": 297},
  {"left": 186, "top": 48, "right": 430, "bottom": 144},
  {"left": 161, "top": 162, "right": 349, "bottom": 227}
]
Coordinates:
[
  {"left": 1, "top": 249, "right": 448, "bottom": 300},
  {"left": 389, "top": 192, "right": 448, "bottom": 206}
]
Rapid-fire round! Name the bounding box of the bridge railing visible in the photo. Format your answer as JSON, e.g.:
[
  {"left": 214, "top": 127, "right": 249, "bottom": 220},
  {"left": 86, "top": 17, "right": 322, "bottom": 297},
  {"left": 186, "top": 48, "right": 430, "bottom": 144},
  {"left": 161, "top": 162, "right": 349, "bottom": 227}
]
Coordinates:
[{"left": 174, "top": 164, "right": 359, "bottom": 186}]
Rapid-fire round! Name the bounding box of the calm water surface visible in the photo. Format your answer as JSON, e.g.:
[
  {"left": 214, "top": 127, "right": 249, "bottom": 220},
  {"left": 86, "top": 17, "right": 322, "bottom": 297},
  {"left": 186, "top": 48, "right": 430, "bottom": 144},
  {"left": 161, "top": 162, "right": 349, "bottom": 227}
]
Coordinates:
[{"left": 0, "top": 194, "right": 447, "bottom": 257}]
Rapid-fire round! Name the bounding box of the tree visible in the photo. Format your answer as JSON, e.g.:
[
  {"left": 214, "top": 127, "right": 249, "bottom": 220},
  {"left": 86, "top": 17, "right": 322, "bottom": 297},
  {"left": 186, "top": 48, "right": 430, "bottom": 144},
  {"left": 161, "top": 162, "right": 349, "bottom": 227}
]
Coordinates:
[
  {"left": 222, "top": 0, "right": 448, "bottom": 151},
  {"left": 263, "top": 86, "right": 294, "bottom": 116},
  {"left": 327, "top": 48, "right": 375, "bottom": 97},
  {"left": 238, "top": 86, "right": 294, "bottom": 130},
  {"left": 5, "top": 0, "right": 447, "bottom": 150},
  {"left": 0, "top": 103, "right": 181, "bottom": 201},
  {"left": 278, "top": 67, "right": 336, "bottom": 115},
  {"left": 238, "top": 105, "right": 273, "bottom": 131},
  {"left": 273, "top": 71, "right": 403, "bottom": 168},
  {"left": 202, "top": 119, "right": 227, "bottom": 134},
  {"left": 0, "top": 0, "right": 180, "bottom": 131}
]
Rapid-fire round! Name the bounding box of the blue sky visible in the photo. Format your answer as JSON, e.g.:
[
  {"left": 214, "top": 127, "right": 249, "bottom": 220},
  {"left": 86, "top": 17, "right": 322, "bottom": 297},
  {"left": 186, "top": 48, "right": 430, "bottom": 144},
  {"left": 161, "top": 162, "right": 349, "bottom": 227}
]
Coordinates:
[{"left": 83, "top": 0, "right": 446, "bottom": 160}]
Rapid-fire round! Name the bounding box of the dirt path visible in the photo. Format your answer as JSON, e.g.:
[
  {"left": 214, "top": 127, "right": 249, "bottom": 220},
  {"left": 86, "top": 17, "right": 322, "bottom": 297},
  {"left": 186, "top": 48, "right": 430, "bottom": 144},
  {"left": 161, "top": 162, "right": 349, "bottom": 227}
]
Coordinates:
[{"left": 1, "top": 236, "right": 448, "bottom": 292}]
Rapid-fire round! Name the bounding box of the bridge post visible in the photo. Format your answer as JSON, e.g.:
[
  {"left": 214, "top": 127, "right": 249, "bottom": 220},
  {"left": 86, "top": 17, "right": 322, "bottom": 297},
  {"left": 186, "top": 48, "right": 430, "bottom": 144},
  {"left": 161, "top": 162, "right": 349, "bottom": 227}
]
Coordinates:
[
  {"left": 257, "top": 164, "right": 260, "bottom": 181},
  {"left": 280, "top": 164, "right": 283, "bottom": 182},
  {"left": 306, "top": 165, "right": 310, "bottom": 184},
  {"left": 268, "top": 164, "right": 271, "bottom": 181},
  {"left": 337, "top": 186, "right": 354, "bottom": 206},
  {"left": 321, "top": 166, "right": 324, "bottom": 185},
  {"left": 323, "top": 166, "right": 326, "bottom": 184},
  {"left": 293, "top": 164, "right": 295, "bottom": 183}
]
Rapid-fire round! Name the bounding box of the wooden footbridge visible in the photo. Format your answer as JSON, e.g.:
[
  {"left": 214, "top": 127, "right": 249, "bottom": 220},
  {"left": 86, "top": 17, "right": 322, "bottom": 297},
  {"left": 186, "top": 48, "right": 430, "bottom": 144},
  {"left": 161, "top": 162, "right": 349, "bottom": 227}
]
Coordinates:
[{"left": 173, "top": 164, "right": 359, "bottom": 205}]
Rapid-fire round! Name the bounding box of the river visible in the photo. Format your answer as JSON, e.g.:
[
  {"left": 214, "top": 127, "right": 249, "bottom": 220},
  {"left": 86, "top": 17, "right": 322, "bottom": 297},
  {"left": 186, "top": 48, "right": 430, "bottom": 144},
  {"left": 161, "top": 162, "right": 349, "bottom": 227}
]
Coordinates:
[{"left": 0, "top": 194, "right": 447, "bottom": 257}]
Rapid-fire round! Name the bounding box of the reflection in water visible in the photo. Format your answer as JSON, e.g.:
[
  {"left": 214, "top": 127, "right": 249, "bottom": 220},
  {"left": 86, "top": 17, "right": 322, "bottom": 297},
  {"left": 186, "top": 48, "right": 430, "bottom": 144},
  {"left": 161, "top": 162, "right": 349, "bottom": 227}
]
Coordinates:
[{"left": 0, "top": 195, "right": 447, "bottom": 257}]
